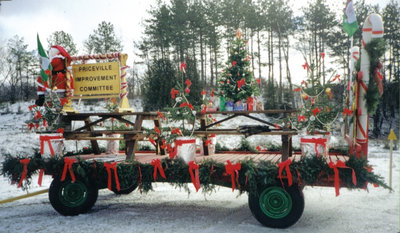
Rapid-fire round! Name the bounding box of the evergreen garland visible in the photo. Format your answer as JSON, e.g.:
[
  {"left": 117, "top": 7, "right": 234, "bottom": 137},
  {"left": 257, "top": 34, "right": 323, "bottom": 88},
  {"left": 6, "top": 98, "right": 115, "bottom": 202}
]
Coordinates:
[
  {"left": 1, "top": 153, "right": 389, "bottom": 194},
  {"left": 364, "top": 39, "right": 386, "bottom": 114}
]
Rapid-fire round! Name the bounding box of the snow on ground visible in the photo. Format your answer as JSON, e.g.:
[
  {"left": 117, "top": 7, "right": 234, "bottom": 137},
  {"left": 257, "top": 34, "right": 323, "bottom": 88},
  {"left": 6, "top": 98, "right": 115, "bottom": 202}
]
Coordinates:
[{"left": 0, "top": 100, "right": 399, "bottom": 233}]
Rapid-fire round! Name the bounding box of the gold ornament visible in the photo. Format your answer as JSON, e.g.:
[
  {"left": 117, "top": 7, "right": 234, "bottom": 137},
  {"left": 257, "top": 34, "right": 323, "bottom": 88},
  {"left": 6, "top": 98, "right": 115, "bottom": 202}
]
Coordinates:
[{"left": 301, "top": 93, "right": 309, "bottom": 100}]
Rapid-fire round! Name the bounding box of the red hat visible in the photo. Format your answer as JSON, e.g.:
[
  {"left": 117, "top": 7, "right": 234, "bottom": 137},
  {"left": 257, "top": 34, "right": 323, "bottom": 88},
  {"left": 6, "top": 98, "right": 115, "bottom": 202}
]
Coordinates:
[{"left": 51, "top": 45, "right": 71, "bottom": 66}]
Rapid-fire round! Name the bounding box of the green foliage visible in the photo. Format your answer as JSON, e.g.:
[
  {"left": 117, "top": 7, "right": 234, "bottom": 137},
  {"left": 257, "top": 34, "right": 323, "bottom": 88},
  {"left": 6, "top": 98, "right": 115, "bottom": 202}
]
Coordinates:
[
  {"left": 365, "top": 39, "right": 386, "bottom": 115},
  {"left": 84, "top": 21, "right": 123, "bottom": 54},
  {"left": 47, "top": 31, "right": 78, "bottom": 56},
  {"left": 234, "top": 137, "right": 257, "bottom": 153},
  {"left": 215, "top": 142, "right": 229, "bottom": 152},
  {"left": 142, "top": 58, "right": 178, "bottom": 111},
  {"left": 217, "top": 31, "right": 260, "bottom": 102}
]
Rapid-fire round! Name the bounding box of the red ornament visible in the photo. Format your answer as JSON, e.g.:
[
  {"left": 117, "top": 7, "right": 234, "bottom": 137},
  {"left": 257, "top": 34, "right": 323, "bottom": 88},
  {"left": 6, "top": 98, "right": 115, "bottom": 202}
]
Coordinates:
[
  {"left": 302, "top": 62, "right": 310, "bottom": 71},
  {"left": 185, "top": 78, "right": 192, "bottom": 88},
  {"left": 320, "top": 52, "right": 325, "bottom": 59},
  {"left": 180, "top": 61, "right": 187, "bottom": 72},
  {"left": 232, "top": 61, "right": 237, "bottom": 67},
  {"left": 185, "top": 87, "right": 190, "bottom": 94}
]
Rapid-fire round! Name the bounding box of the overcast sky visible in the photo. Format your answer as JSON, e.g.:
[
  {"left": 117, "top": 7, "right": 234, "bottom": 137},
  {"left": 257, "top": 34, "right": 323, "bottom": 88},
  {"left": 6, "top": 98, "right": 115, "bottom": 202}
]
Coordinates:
[{"left": 0, "top": 0, "right": 394, "bottom": 83}]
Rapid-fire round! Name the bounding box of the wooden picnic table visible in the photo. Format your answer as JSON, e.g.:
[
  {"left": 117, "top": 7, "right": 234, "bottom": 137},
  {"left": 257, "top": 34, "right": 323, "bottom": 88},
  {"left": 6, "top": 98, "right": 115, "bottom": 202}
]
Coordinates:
[{"left": 59, "top": 109, "right": 298, "bottom": 161}]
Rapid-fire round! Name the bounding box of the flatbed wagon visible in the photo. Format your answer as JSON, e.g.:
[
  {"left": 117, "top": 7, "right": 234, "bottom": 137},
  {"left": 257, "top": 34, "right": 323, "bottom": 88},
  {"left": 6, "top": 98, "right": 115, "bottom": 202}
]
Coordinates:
[{"left": 2, "top": 109, "right": 381, "bottom": 229}]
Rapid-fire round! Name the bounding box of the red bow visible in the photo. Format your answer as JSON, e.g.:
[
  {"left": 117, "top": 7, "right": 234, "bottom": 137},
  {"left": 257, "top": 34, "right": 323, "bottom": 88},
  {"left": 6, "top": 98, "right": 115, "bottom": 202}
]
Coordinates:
[
  {"left": 225, "top": 160, "right": 241, "bottom": 191},
  {"left": 201, "top": 90, "right": 207, "bottom": 96},
  {"left": 342, "top": 108, "right": 353, "bottom": 116},
  {"left": 171, "top": 127, "right": 182, "bottom": 135},
  {"left": 104, "top": 162, "right": 120, "bottom": 191},
  {"left": 61, "top": 157, "right": 76, "bottom": 183},
  {"left": 211, "top": 89, "right": 215, "bottom": 97},
  {"left": 167, "top": 143, "right": 177, "bottom": 159},
  {"left": 156, "top": 111, "right": 166, "bottom": 121},
  {"left": 27, "top": 122, "right": 34, "bottom": 130},
  {"left": 237, "top": 78, "right": 245, "bottom": 89},
  {"left": 204, "top": 139, "right": 212, "bottom": 146},
  {"left": 274, "top": 124, "right": 281, "bottom": 130},
  {"left": 171, "top": 88, "right": 179, "bottom": 99},
  {"left": 300, "top": 137, "right": 327, "bottom": 157},
  {"left": 293, "top": 87, "right": 301, "bottom": 92},
  {"left": 320, "top": 52, "right": 325, "bottom": 59},
  {"left": 188, "top": 161, "right": 200, "bottom": 192},
  {"left": 180, "top": 61, "right": 187, "bottom": 72},
  {"left": 39, "top": 135, "right": 63, "bottom": 156},
  {"left": 328, "top": 160, "right": 357, "bottom": 196},
  {"left": 201, "top": 105, "right": 207, "bottom": 114},
  {"left": 60, "top": 97, "right": 68, "bottom": 106},
  {"left": 256, "top": 145, "right": 267, "bottom": 152},
  {"left": 185, "top": 78, "right": 192, "bottom": 88},
  {"left": 297, "top": 114, "right": 306, "bottom": 123},
  {"left": 28, "top": 104, "right": 37, "bottom": 111},
  {"left": 312, "top": 107, "right": 321, "bottom": 116},
  {"left": 154, "top": 126, "right": 161, "bottom": 134},
  {"left": 148, "top": 137, "right": 156, "bottom": 146},
  {"left": 185, "top": 87, "right": 190, "bottom": 94},
  {"left": 151, "top": 159, "right": 166, "bottom": 180},
  {"left": 278, "top": 159, "right": 293, "bottom": 187},
  {"left": 34, "top": 111, "right": 42, "bottom": 120},
  {"left": 302, "top": 62, "right": 310, "bottom": 71},
  {"left": 232, "top": 61, "right": 237, "bottom": 67},
  {"left": 56, "top": 128, "right": 65, "bottom": 134},
  {"left": 17, "top": 158, "right": 30, "bottom": 188},
  {"left": 42, "top": 119, "right": 48, "bottom": 128},
  {"left": 332, "top": 74, "right": 341, "bottom": 82},
  {"left": 256, "top": 78, "right": 261, "bottom": 84}
]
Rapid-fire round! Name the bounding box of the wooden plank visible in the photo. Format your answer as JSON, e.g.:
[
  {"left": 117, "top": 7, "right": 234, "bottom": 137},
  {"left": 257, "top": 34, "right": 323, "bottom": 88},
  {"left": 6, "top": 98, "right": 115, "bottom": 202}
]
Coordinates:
[
  {"left": 84, "top": 118, "right": 100, "bottom": 154},
  {"left": 193, "top": 130, "right": 297, "bottom": 136}
]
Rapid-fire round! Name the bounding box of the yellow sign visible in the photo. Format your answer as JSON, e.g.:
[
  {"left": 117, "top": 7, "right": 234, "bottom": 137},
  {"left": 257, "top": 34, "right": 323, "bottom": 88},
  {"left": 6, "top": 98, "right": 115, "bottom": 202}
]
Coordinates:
[
  {"left": 72, "top": 62, "right": 120, "bottom": 97},
  {"left": 388, "top": 129, "right": 397, "bottom": 141}
]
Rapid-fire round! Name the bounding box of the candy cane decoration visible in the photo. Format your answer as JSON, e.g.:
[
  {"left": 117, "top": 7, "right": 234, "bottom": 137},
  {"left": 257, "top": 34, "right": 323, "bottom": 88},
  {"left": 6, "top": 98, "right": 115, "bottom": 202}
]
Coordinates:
[{"left": 357, "top": 13, "right": 384, "bottom": 157}]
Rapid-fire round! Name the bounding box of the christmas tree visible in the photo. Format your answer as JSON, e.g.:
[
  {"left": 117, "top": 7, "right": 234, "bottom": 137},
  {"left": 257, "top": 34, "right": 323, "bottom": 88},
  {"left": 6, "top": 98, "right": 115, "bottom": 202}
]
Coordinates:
[{"left": 217, "top": 29, "right": 260, "bottom": 103}]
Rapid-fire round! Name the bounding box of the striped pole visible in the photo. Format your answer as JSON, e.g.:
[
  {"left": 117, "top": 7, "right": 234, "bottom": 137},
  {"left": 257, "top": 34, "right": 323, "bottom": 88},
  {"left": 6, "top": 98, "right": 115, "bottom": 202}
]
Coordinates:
[{"left": 357, "top": 14, "right": 384, "bottom": 157}]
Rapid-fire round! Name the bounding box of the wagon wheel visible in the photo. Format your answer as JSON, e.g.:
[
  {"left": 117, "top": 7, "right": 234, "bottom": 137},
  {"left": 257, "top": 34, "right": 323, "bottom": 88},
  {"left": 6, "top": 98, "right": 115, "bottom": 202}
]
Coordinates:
[
  {"left": 49, "top": 176, "right": 98, "bottom": 216},
  {"left": 248, "top": 183, "right": 304, "bottom": 228},
  {"left": 111, "top": 182, "right": 138, "bottom": 195}
]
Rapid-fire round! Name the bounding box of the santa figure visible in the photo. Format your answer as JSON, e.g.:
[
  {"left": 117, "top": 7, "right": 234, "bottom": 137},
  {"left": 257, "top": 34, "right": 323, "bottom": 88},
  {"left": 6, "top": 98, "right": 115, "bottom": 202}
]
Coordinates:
[{"left": 35, "top": 45, "right": 73, "bottom": 106}]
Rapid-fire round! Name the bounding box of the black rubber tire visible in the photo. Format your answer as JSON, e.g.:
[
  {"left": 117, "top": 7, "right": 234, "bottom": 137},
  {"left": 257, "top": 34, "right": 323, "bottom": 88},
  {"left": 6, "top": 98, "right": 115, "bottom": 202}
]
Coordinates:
[
  {"left": 248, "top": 184, "right": 304, "bottom": 228},
  {"left": 112, "top": 182, "right": 138, "bottom": 195},
  {"left": 49, "top": 176, "right": 98, "bottom": 216}
]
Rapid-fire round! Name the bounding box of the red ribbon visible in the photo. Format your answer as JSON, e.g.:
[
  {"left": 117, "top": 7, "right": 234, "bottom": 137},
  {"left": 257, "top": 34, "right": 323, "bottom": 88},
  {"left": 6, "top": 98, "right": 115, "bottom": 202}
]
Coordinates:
[
  {"left": 342, "top": 107, "right": 353, "bottom": 116},
  {"left": 278, "top": 159, "right": 293, "bottom": 187},
  {"left": 148, "top": 137, "right": 156, "bottom": 146},
  {"left": 154, "top": 126, "right": 161, "bottom": 134},
  {"left": 300, "top": 137, "right": 327, "bottom": 157},
  {"left": 38, "top": 169, "right": 44, "bottom": 186},
  {"left": 225, "top": 160, "right": 241, "bottom": 191},
  {"left": 180, "top": 62, "right": 187, "bottom": 72},
  {"left": 170, "top": 88, "right": 179, "bottom": 99},
  {"left": 61, "top": 157, "right": 76, "bottom": 183},
  {"left": 302, "top": 62, "right": 310, "bottom": 70},
  {"left": 297, "top": 114, "right": 306, "bottom": 122},
  {"left": 332, "top": 74, "right": 341, "bottom": 82},
  {"left": 151, "top": 159, "right": 166, "bottom": 181},
  {"left": 156, "top": 111, "right": 166, "bottom": 121},
  {"left": 293, "top": 87, "right": 301, "bottom": 92},
  {"left": 17, "top": 158, "right": 30, "bottom": 188},
  {"left": 185, "top": 78, "right": 192, "bottom": 88},
  {"left": 188, "top": 161, "right": 200, "bottom": 192},
  {"left": 104, "top": 162, "right": 120, "bottom": 191},
  {"left": 312, "top": 107, "right": 321, "bottom": 116},
  {"left": 328, "top": 160, "right": 357, "bottom": 196},
  {"left": 237, "top": 78, "right": 245, "bottom": 89},
  {"left": 39, "top": 135, "right": 63, "bottom": 156}
]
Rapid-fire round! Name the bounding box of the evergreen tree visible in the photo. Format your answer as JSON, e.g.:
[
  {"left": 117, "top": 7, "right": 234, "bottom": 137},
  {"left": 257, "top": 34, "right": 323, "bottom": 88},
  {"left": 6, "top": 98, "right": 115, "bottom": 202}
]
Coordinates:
[
  {"left": 142, "top": 58, "right": 178, "bottom": 111},
  {"left": 217, "top": 29, "right": 260, "bottom": 103},
  {"left": 47, "top": 31, "right": 78, "bottom": 56},
  {"left": 84, "top": 21, "right": 123, "bottom": 54}
]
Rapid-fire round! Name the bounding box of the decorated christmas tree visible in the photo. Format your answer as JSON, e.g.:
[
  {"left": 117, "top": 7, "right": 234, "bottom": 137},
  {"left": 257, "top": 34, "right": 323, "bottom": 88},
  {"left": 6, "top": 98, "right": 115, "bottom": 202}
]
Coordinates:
[
  {"left": 289, "top": 54, "right": 343, "bottom": 134},
  {"left": 217, "top": 29, "right": 260, "bottom": 105}
]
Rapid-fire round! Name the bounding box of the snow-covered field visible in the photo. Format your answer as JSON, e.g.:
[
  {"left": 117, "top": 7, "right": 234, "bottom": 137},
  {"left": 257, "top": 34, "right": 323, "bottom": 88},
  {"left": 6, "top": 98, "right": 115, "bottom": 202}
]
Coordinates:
[{"left": 0, "top": 101, "right": 399, "bottom": 233}]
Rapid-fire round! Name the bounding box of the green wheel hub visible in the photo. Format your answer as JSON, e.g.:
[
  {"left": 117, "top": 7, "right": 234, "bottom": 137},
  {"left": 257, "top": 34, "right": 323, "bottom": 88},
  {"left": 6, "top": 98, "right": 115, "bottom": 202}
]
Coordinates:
[
  {"left": 59, "top": 181, "right": 88, "bottom": 208},
  {"left": 259, "top": 186, "right": 292, "bottom": 219}
]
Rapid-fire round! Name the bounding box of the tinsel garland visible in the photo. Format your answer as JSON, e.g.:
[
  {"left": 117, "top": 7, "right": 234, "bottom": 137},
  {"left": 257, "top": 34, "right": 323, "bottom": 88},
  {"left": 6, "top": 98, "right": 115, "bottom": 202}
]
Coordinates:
[{"left": 1, "top": 153, "right": 389, "bottom": 194}]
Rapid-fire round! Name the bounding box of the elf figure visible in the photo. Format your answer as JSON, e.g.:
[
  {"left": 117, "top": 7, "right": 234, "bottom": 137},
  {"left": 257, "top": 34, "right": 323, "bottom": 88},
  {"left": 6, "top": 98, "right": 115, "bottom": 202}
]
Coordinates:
[{"left": 35, "top": 45, "right": 73, "bottom": 106}]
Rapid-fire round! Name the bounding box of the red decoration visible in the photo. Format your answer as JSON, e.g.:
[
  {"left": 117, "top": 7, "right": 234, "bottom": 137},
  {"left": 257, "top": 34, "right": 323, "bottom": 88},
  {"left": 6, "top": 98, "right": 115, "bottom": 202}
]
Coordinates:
[
  {"left": 60, "top": 97, "right": 68, "bottom": 106},
  {"left": 56, "top": 128, "right": 65, "bottom": 134},
  {"left": 170, "top": 88, "right": 179, "bottom": 99},
  {"left": 297, "top": 114, "right": 306, "bottom": 123},
  {"left": 156, "top": 111, "right": 166, "bottom": 121},
  {"left": 278, "top": 159, "right": 293, "bottom": 187},
  {"left": 211, "top": 89, "right": 215, "bottom": 97},
  {"left": 328, "top": 160, "right": 357, "bottom": 196},
  {"left": 232, "top": 61, "right": 237, "bottom": 67},
  {"left": 225, "top": 160, "right": 241, "bottom": 191},
  {"left": 256, "top": 78, "right": 261, "bottom": 84},
  {"left": 201, "top": 90, "right": 206, "bottom": 96},
  {"left": 320, "top": 52, "right": 325, "bottom": 59},
  {"left": 237, "top": 78, "right": 245, "bottom": 89},
  {"left": 180, "top": 62, "right": 187, "bottom": 72},
  {"left": 332, "top": 74, "right": 341, "bottom": 82},
  {"left": 188, "top": 161, "right": 200, "bottom": 192},
  {"left": 274, "top": 124, "right": 281, "bottom": 130},
  {"left": 185, "top": 78, "right": 192, "bottom": 88},
  {"left": 39, "top": 135, "right": 63, "bottom": 156},
  {"left": 154, "top": 126, "right": 161, "bottom": 134},
  {"left": 342, "top": 108, "right": 353, "bottom": 116},
  {"left": 302, "top": 62, "right": 310, "bottom": 71},
  {"left": 61, "top": 157, "right": 76, "bottom": 183},
  {"left": 312, "top": 107, "right": 321, "bottom": 116},
  {"left": 300, "top": 137, "right": 327, "bottom": 157},
  {"left": 104, "top": 162, "right": 120, "bottom": 191},
  {"left": 293, "top": 87, "right": 301, "bottom": 92},
  {"left": 38, "top": 169, "right": 44, "bottom": 186},
  {"left": 171, "top": 127, "right": 182, "bottom": 135},
  {"left": 204, "top": 139, "right": 212, "bottom": 146},
  {"left": 148, "top": 137, "right": 156, "bottom": 146},
  {"left": 17, "top": 158, "right": 30, "bottom": 188},
  {"left": 151, "top": 159, "right": 166, "bottom": 181}
]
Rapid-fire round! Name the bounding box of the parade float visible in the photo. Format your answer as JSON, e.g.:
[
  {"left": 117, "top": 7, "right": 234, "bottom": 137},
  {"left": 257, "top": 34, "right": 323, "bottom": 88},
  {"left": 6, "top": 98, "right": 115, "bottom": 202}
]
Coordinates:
[{"left": 0, "top": 14, "right": 390, "bottom": 229}]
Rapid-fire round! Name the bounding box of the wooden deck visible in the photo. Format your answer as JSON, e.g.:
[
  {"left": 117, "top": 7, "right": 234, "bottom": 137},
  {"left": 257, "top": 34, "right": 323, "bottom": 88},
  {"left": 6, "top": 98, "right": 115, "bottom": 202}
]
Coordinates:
[{"left": 73, "top": 152, "right": 349, "bottom": 165}]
